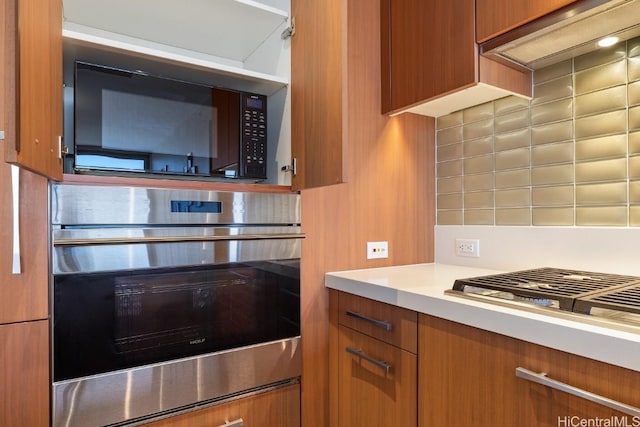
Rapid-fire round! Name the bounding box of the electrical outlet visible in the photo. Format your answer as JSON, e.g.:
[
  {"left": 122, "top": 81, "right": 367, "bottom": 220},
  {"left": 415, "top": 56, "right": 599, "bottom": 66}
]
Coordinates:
[
  {"left": 455, "top": 238, "right": 480, "bottom": 258},
  {"left": 367, "top": 241, "right": 389, "bottom": 259}
]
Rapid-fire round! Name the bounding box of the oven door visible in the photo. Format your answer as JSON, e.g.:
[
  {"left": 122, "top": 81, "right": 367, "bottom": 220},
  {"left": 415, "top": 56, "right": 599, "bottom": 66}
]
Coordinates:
[{"left": 51, "top": 228, "right": 301, "bottom": 426}]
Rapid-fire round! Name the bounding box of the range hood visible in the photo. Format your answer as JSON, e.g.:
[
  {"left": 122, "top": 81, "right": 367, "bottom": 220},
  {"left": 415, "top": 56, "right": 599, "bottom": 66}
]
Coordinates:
[{"left": 481, "top": 0, "right": 640, "bottom": 70}]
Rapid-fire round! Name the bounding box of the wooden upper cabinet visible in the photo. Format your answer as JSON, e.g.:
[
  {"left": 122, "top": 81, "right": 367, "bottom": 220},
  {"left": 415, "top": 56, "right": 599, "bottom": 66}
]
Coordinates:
[
  {"left": 381, "top": 0, "right": 532, "bottom": 117},
  {"left": 3, "top": 0, "right": 63, "bottom": 181},
  {"left": 290, "top": 0, "right": 345, "bottom": 190},
  {"left": 476, "top": 0, "right": 579, "bottom": 43}
]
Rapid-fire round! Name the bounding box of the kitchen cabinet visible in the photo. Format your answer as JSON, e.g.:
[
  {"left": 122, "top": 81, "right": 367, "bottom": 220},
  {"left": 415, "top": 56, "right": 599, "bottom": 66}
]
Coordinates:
[
  {"left": 419, "top": 314, "right": 640, "bottom": 426},
  {"left": 476, "top": 0, "right": 579, "bottom": 43},
  {"left": 380, "top": 0, "right": 532, "bottom": 117},
  {"left": 331, "top": 291, "right": 418, "bottom": 426},
  {"left": 143, "top": 383, "right": 300, "bottom": 427},
  {"left": 3, "top": 0, "right": 63, "bottom": 180},
  {"left": 290, "top": 0, "right": 345, "bottom": 190}
]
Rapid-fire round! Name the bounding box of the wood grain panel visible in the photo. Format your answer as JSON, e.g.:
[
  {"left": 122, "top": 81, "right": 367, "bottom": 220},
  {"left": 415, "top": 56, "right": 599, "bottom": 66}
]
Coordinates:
[
  {"left": 419, "top": 314, "right": 640, "bottom": 427},
  {"left": 5, "top": 0, "right": 63, "bottom": 180},
  {"left": 385, "top": 0, "right": 477, "bottom": 112},
  {"left": 299, "top": 0, "right": 434, "bottom": 425},
  {"left": 476, "top": 0, "right": 579, "bottom": 42},
  {"left": 0, "top": 320, "right": 49, "bottom": 427},
  {"left": 144, "top": 384, "right": 300, "bottom": 427},
  {"left": 479, "top": 56, "right": 533, "bottom": 98},
  {"left": 338, "top": 292, "right": 418, "bottom": 353},
  {"left": 338, "top": 325, "right": 417, "bottom": 426}
]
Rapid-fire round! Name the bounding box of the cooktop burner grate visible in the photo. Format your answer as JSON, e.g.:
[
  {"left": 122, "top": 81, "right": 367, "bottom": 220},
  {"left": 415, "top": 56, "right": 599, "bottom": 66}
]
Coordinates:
[
  {"left": 453, "top": 267, "right": 640, "bottom": 311},
  {"left": 573, "top": 284, "right": 640, "bottom": 315}
]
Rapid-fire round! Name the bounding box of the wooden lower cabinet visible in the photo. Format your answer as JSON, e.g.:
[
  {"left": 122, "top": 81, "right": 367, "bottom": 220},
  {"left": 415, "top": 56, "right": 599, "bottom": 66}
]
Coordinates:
[
  {"left": 144, "top": 383, "right": 300, "bottom": 427},
  {"left": 419, "top": 314, "right": 640, "bottom": 427},
  {"left": 0, "top": 320, "right": 49, "bottom": 427}
]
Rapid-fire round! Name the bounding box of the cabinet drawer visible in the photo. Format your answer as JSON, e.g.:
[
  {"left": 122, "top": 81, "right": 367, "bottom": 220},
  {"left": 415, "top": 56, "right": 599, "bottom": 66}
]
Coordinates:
[
  {"left": 338, "top": 292, "right": 417, "bottom": 353},
  {"left": 338, "top": 325, "right": 417, "bottom": 426}
]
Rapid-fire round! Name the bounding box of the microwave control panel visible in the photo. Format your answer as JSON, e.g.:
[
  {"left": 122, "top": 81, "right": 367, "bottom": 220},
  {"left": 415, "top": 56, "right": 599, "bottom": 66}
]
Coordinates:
[{"left": 240, "top": 93, "right": 267, "bottom": 179}]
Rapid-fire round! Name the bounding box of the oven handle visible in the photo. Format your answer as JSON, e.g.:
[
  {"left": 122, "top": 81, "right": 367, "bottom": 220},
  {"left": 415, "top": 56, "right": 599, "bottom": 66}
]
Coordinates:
[
  {"left": 515, "top": 367, "right": 640, "bottom": 417},
  {"left": 54, "top": 233, "right": 305, "bottom": 247}
]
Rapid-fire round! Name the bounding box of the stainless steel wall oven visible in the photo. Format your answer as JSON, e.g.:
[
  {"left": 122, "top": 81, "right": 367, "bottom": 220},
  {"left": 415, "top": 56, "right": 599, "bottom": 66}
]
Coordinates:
[{"left": 50, "top": 183, "right": 302, "bottom": 426}]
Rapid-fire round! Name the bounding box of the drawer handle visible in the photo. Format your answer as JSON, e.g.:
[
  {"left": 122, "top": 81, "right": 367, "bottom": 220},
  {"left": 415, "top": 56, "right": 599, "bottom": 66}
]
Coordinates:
[
  {"left": 345, "top": 310, "right": 392, "bottom": 331},
  {"left": 218, "top": 418, "right": 244, "bottom": 427},
  {"left": 346, "top": 346, "right": 391, "bottom": 373},
  {"left": 516, "top": 367, "right": 640, "bottom": 417}
]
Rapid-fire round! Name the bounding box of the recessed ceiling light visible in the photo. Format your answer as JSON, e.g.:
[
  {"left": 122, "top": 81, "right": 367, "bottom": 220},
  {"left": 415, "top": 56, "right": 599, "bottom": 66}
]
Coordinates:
[{"left": 598, "top": 36, "right": 620, "bottom": 48}]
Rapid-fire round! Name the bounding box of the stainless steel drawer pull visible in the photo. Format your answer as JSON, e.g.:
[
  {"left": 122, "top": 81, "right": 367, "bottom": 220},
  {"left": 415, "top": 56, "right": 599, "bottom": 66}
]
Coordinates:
[
  {"left": 346, "top": 346, "right": 391, "bottom": 373},
  {"left": 345, "top": 310, "right": 392, "bottom": 331},
  {"left": 516, "top": 367, "right": 640, "bottom": 417},
  {"left": 218, "top": 418, "right": 244, "bottom": 427}
]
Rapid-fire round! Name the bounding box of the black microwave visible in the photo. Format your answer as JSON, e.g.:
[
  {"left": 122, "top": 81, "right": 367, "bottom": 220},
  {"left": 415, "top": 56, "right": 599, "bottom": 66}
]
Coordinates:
[{"left": 69, "top": 61, "right": 267, "bottom": 180}]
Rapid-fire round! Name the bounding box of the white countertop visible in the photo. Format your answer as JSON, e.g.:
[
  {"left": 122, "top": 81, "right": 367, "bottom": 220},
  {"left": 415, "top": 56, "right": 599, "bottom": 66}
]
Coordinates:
[{"left": 325, "top": 263, "right": 640, "bottom": 372}]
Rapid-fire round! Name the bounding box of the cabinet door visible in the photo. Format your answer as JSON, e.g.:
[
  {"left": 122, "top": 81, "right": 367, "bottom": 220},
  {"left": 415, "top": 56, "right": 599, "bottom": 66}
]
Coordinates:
[
  {"left": 2, "top": 0, "right": 63, "bottom": 180},
  {"left": 143, "top": 383, "right": 300, "bottom": 427},
  {"left": 339, "top": 325, "right": 417, "bottom": 426},
  {"left": 0, "top": 320, "right": 49, "bottom": 427},
  {"left": 476, "top": 0, "right": 578, "bottom": 42},
  {"left": 381, "top": 0, "right": 477, "bottom": 114},
  {"left": 290, "top": 0, "right": 345, "bottom": 190}
]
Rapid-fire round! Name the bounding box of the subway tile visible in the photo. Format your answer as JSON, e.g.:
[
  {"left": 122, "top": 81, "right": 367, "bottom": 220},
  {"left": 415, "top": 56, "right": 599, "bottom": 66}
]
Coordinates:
[
  {"left": 464, "top": 136, "right": 494, "bottom": 158},
  {"left": 531, "top": 98, "right": 572, "bottom": 126},
  {"left": 463, "top": 154, "right": 494, "bottom": 174},
  {"left": 464, "top": 209, "right": 494, "bottom": 225},
  {"left": 629, "top": 180, "right": 640, "bottom": 203},
  {"left": 575, "top": 158, "right": 627, "bottom": 183},
  {"left": 463, "top": 118, "right": 493, "bottom": 140},
  {"left": 437, "top": 193, "right": 463, "bottom": 210},
  {"left": 494, "top": 109, "right": 530, "bottom": 134},
  {"left": 463, "top": 102, "right": 494, "bottom": 124},
  {"left": 437, "top": 176, "right": 463, "bottom": 194},
  {"left": 534, "top": 60, "right": 572, "bottom": 85},
  {"left": 464, "top": 191, "right": 494, "bottom": 209},
  {"left": 531, "top": 142, "right": 574, "bottom": 166},
  {"left": 532, "top": 164, "right": 574, "bottom": 186},
  {"left": 532, "top": 207, "right": 574, "bottom": 226},
  {"left": 575, "top": 134, "right": 627, "bottom": 161},
  {"left": 494, "top": 128, "right": 530, "bottom": 152},
  {"left": 437, "top": 125, "right": 462, "bottom": 146},
  {"left": 437, "top": 210, "right": 463, "bottom": 225},
  {"left": 576, "top": 206, "right": 627, "bottom": 226},
  {"left": 495, "top": 188, "right": 530, "bottom": 207},
  {"left": 495, "top": 96, "right": 530, "bottom": 116},
  {"left": 495, "top": 147, "right": 530, "bottom": 171},
  {"left": 629, "top": 37, "right": 640, "bottom": 59},
  {"left": 631, "top": 205, "right": 640, "bottom": 227},
  {"left": 436, "top": 111, "right": 463, "bottom": 130},
  {"left": 437, "top": 159, "right": 462, "bottom": 177},
  {"left": 576, "top": 182, "right": 628, "bottom": 205},
  {"left": 575, "top": 110, "right": 626, "bottom": 139},
  {"left": 575, "top": 85, "right": 627, "bottom": 117},
  {"left": 630, "top": 106, "right": 640, "bottom": 131},
  {"left": 575, "top": 60, "right": 627, "bottom": 95},
  {"left": 630, "top": 156, "right": 640, "bottom": 179},
  {"left": 532, "top": 75, "right": 573, "bottom": 105},
  {"left": 495, "top": 169, "right": 530, "bottom": 189},
  {"left": 437, "top": 142, "right": 463, "bottom": 162},
  {"left": 464, "top": 173, "right": 494, "bottom": 191},
  {"left": 630, "top": 132, "right": 640, "bottom": 154},
  {"left": 629, "top": 81, "right": 640, "bottom": 106},
  {"left": 574, "top": 45, "right": 626, "bottom": 72},
  {"left": 531, "top": 120, "right": 573, "bottom": 146},
  {"left": 532, "top": 186, "right": 574, "bottom": 206},
  {"left": 629, "top": 56, "right": 640, "bottom": 82},
  {"left": 496, "top": 208, "right": 530, "bottom": 226}
]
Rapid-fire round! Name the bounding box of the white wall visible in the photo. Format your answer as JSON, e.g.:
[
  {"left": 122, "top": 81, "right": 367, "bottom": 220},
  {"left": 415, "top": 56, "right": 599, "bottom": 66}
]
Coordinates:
[{"left": 435, "top": 225, "right": 640, "bottom": 276}]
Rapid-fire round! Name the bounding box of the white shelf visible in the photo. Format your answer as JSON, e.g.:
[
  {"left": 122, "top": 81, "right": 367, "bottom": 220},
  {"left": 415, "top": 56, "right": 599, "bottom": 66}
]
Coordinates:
[{"left": 62, "top": 0, "right": 290, "bottom": 94}]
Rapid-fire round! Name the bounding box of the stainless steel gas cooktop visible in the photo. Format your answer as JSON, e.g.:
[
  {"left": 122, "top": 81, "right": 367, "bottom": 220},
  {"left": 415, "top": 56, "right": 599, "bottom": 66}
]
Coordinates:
[{"left": 446, "top": 267, "right": 640, "bottom": 332}]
